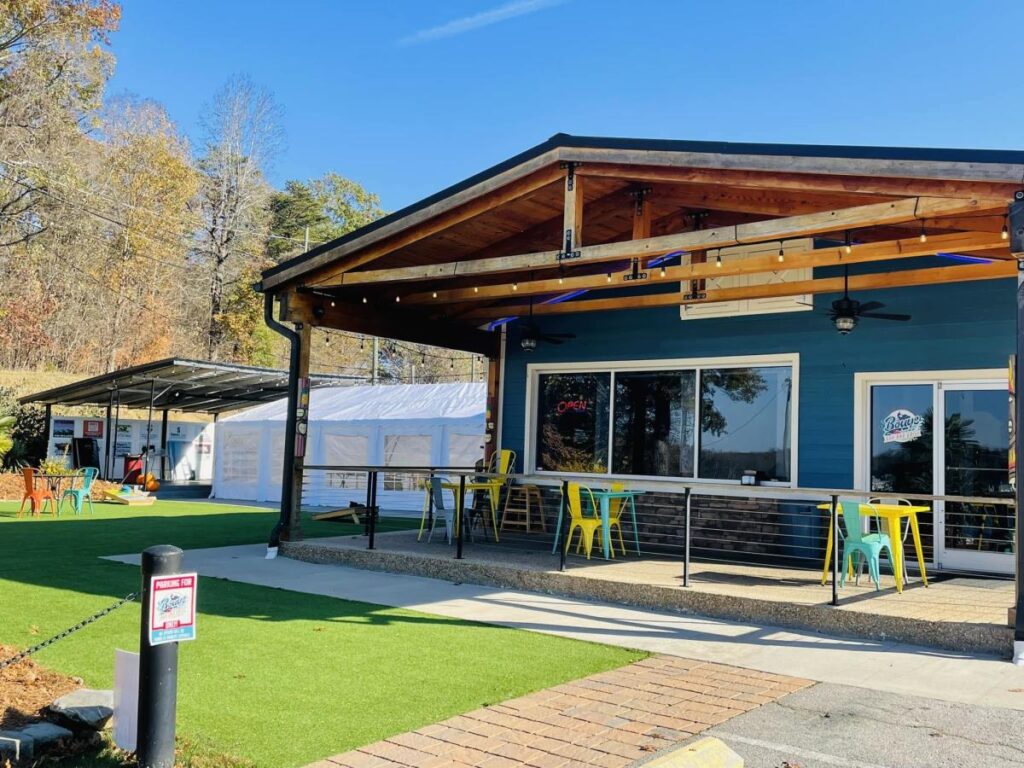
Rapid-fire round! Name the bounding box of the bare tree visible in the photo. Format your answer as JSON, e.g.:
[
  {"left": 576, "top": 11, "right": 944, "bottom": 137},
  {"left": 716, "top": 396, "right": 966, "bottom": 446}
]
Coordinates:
[{"left": 194, "top": 76, "right": 282, "bottom": 360}]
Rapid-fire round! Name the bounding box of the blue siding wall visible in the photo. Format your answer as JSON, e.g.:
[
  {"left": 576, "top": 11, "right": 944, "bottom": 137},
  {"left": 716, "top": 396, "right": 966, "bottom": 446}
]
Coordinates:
[{"left": 500, "top": 277, "right": 1014, "bottom": 489}]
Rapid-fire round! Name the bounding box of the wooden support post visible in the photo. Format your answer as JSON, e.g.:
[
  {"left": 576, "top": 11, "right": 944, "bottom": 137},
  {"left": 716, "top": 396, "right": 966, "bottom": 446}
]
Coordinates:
[
  {"left": 485, "top": 356, "right": 501, "bottom": 466},
  {"left": 1009, "top": 193, "right": 1024, "bottom": 664},
  {"left": 562, "top": 163, "right": 583, "bottom": 257},
  {"left": 288, "top": 323, "right": 312, "bottom": 542},
  {"left": 631, "top": 188, "right": 651, "bottom": 240}
]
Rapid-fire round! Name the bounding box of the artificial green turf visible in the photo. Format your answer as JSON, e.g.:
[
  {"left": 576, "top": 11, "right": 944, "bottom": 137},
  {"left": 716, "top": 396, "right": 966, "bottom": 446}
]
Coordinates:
[{"left": 0, "top": 500, "right": 643, "bottom": 767}]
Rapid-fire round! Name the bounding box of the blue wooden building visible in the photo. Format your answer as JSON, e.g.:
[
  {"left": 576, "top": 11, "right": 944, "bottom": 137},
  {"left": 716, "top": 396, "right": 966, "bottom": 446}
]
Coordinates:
[{"left": 256, "top": 135, "right": 1024, "bottom": 644}]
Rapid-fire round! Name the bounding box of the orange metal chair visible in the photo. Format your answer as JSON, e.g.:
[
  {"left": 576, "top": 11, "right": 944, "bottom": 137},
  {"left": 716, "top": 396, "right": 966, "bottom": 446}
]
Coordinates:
[{"left": 18, "top": 467, "right": 56, "bottom": 518}]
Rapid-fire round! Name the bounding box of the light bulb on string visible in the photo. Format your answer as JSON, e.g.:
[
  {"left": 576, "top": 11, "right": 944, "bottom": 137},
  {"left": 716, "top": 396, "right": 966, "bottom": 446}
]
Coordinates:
[
  {"left": 715, "top": 250, "right": 722, "bottom": 268},
  {"left": 660, "top": 265, "right": 667, "bottom": 277},
  {"left": 844, "top": 231, "right": 852, "bottom": 255},
  {"left": 395, "top": 295, "right": 400, "bottom": 303},
  {"left": 362, "top": 297, "right": 367, "bottom": 304},
  {"left": 330, "top": 300, "right": 336, "bottom": 307},
  {"left": 777, "top": 243, "right": 785, "bottom": 263},
  {"left": 606, "top": 273, "right": 612, "bottom": 283},
  {"left": 1003, "top": 216, "right": 1009, "bottom": 240},
  {"left": 919, "top": 225, "right": 927, "bottom": 243},
  {"left": 512, "top": 282, "right": 518, "bottom": 291},
  {"left": 432, "top": 291, "right": 438, "bottom": 299}
]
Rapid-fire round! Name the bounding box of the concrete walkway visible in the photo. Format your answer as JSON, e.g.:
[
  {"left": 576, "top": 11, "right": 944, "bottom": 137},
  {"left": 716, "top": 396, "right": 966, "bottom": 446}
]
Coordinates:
[{"left": 106, "top": 544, "right": 1024, "bottom": 710}]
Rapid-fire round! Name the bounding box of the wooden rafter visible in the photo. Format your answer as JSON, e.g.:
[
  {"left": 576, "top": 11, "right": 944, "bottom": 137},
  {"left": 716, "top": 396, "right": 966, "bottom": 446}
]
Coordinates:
[
  {"left": 321, "top": 196, "right": 1002, "bottom": 287},
  {"left": 462, "top": 261, "right": 1016, "bottom": 321},
  {"left": 403, "top": 231, "right": 1007, "bottom": 305}
]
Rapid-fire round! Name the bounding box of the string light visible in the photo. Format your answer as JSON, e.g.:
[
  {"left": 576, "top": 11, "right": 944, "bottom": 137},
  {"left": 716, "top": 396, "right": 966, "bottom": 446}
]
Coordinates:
[
  {"left": 473, "top": 286, "right": 479, "bottom": 293},
  {"left": 359, "top": 336, "right": 365, "bottom": 351},
  {"left": 324, "top": 333, "right": 330, "bottom": 346},
  {"left": 606, "top": 273, "right": 612, "bottom": 283},
  {"left": 844, "top": 231, "right": 852, "bottom": 255},
  {"left": 919, "top": 225, "right": 927, "bottom": 243},
  {"left": 512, "top": 282, "right": 518, "bottom": 291},
  {"left": 362, "top": 297, "right": 367, "bottom": 304},
  {"left": 395, "top": 295, "right": 401, "bottom": 303},
  {"left": 1003, "top": 216, "right": 1009, "bottom": 240},
  {"left": 330, "top": 300, "right": 336, "bottom": 307},
  {"left": 660, "top": 265, "right": 667, "bottom": 277},
  {"left": 432, "top": 290, "right": 438, "bottom": 299},
  {"left": 715, "top": 250, "right": 722, "bottom": 268},
  {"left": 558, "top": 276, "right": 564, "bottom": 285},
  {"left": 450, "top": 358, "right": 455, "bottom": 370},
  {"left": 777, "top": 242, "right": 785, "bottom": 263}
]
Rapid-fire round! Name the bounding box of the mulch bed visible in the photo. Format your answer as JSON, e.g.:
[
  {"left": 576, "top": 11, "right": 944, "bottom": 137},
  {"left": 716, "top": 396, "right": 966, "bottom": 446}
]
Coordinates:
[{"left": 0, "top": 644, "right": 81, "bottom": 729}]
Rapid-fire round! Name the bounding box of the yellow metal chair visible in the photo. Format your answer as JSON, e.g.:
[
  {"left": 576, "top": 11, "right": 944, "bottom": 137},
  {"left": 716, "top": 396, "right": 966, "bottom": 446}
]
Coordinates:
[
  {"left": 605, "top": 482, "right": 628, "bottom": 557},
  {"left": 443, "top": 449, "right": 516, "bottom": 541},
  {"left": 563, "top": 482, "right": 603, "bottom": 559}
]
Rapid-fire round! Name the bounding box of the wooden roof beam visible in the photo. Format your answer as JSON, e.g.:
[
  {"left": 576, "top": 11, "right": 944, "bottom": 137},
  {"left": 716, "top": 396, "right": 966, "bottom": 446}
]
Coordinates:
[
  {"left": 463, "top": 260, "right": 1015, "bottom": 320},
  {"left": 321, "top": 196, "right": 1003, "bottom": 287},
  {"left": 284, "top": 291, "right": 498, "bottom": 357},
  {"left": 575, "top": 163, "right": 1018, "bottom": 202},
  {"left": 404, "top": 231, "right": 1007, "bottom": 305}
]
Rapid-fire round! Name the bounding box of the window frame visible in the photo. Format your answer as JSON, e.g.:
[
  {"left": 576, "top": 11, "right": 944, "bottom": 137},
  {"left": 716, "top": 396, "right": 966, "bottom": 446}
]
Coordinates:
[{"left": 525, "top": 353, "right": 799, "bottom": 488}]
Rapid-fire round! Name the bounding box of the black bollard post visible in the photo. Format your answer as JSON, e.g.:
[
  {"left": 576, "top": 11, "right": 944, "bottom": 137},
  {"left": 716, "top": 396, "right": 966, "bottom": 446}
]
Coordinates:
[{"left": 137, "top": 545, "right": 183, "bottom": 768}]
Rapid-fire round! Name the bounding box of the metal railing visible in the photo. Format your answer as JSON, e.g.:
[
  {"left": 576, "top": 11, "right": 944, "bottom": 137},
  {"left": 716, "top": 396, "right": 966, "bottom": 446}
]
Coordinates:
[{"left": 298, "top": 465, "right": 1016, "bottom": 611}]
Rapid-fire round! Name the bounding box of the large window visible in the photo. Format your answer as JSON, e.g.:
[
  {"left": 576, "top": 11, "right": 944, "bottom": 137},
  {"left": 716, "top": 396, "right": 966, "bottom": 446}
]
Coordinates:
[
  {"left": 698, "top": 367, "right": 792, "bottom": 482},
  {"left": 613, "top": 371, "right": 695, "bottom": 477},
  {"left": 535, "top": 373, "right": 610, "bottom": 473},
  {"left": 531, "top": 360, "right": 794, "bottom": 483}
]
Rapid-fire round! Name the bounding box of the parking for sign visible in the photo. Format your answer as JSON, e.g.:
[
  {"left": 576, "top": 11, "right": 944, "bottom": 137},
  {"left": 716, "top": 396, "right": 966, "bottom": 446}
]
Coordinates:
[{"left": 148, "top": 573, "right": 197, "bottom": 646}]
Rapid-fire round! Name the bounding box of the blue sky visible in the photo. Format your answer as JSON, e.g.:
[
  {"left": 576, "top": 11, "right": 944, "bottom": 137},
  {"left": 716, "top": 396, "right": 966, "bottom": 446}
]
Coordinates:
[{"left": 109, "top": 1, "right": 1022, "bottom": 211}]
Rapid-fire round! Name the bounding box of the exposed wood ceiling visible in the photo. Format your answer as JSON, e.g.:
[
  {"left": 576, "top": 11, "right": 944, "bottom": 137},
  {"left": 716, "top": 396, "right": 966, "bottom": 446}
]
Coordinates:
[{"left": 267, "top": 140, "right": 1022, "bottom": 348}]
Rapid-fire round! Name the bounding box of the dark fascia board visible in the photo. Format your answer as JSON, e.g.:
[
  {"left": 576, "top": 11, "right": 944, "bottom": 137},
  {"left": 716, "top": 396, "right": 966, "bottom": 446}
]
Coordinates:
[
  {"left": 19, "top": 357, "right": 355, "bottom": 410},
  {"left": 258, "top": 132, "right": 1024, "bottom": 291}
]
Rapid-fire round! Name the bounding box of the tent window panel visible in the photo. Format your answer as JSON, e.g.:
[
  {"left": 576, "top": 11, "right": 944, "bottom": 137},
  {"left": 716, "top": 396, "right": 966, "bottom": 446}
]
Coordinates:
[
  {"left": 268, "top": 431, "right": 286, "bottom": 485},
  {"left": 324, "top": 434, "right": 370, "bottom": 490},
  {"left": 448, "top": 434, "right": 484, "bottom": 469},
  {"left": 222, "top": 436, "right": 259, "bottom": 482},
  {"left": 383, "top": 434, "right": 431, "bottom": 491}
]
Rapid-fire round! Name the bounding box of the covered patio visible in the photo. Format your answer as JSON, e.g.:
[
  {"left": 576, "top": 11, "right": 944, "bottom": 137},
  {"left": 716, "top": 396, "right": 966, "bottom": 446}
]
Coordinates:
[{"left": 255, "top": 134, "right": 1024, "bottom": 658}]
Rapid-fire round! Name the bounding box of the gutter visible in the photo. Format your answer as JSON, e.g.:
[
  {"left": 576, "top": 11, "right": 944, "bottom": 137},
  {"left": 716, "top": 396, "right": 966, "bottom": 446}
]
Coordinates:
[{"left": 263, "top": 292, "right": 300, "bottom": 556}]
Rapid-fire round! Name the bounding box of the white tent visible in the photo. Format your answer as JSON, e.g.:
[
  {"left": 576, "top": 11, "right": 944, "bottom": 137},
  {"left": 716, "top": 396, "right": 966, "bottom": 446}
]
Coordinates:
[{"left": 212, "top": 382, "right": 486, "bottom": 511}]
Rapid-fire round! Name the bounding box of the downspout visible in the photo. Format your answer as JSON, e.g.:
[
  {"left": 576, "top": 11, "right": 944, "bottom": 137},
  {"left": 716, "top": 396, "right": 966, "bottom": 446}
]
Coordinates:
[{"left": 263, "top": 291, "right": 300, "bottom": 555}]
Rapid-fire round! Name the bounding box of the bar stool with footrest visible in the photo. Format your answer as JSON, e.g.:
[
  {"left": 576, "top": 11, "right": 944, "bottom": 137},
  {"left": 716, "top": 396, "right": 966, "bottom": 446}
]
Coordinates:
[{"left": 500, "top": 483, "right": 546, "bottom": 533}]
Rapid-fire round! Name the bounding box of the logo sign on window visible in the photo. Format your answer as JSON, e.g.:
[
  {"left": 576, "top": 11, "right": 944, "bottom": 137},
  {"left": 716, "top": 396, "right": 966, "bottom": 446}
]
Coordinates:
[
  {"left": 881, "top": 409, "right": 925, "bottom": 444},
  {"left": 148, "top": 573, "right": 197, "bottom": 646},
  {"left": 556, "top": 399, "right": 589, "bottom": 414}
]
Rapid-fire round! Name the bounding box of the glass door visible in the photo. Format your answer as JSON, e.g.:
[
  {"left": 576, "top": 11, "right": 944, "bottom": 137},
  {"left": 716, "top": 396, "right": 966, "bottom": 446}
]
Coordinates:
[
  {"left": 865, "top": 377, "right": 1013, "bottom": 574},
  {"left": 869, "top": 383, "right": 936, "bottom": 566},
  {"left": 938, "top": 384, "right": 1014, "bottom": 573}
]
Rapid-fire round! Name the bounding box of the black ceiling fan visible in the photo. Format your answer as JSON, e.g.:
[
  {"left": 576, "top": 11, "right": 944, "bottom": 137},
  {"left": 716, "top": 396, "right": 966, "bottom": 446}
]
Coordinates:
[
  {"left": 812, "top": 266, "right": 911, "bottom": 335},
  {"left": 519, "top": 298, "right": 575, "bottom": 351}
]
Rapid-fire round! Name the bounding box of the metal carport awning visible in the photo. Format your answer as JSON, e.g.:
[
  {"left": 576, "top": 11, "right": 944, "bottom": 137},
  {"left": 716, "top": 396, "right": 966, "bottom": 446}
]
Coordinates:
[{"left": 20, "top": 357, "right": 357, "bottom": 414}]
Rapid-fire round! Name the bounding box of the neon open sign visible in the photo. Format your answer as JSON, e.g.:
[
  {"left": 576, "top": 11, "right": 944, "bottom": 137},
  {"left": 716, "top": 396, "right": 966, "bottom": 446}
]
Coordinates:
[{"left": 556, "top": 399, "right": 589, "bottom": 414}]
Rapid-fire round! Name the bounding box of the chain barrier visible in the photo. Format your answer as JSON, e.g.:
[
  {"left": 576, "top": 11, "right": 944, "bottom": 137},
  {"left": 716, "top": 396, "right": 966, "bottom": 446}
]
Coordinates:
[{"left": 0, "top": 592, "right": 138, "bottom": 671}]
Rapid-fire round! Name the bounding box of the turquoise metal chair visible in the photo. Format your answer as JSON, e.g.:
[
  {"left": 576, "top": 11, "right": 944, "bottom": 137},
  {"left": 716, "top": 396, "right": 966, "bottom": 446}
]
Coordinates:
[
  {"left": 838, "top": 498, "right": 895, "bottom": 591},
  {"left": 61, "top": 467, "right": 98, "bottom": 515}
]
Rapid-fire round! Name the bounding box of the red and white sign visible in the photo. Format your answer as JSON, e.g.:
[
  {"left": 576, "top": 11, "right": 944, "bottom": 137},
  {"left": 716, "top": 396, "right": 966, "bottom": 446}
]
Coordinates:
[
  {"left": 148, "top": 573, "right": 197, "bottom": 646},
  {"left": 83, "top": 419, "right": 104, "bottom": 438}
]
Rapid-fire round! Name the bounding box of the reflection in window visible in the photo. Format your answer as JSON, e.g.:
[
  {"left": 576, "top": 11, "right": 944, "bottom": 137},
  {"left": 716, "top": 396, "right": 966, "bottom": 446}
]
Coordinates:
[
  {"left": 698, "top": 367, "right": 792, "bottom": 481},
  {"left": 613, "top": 371, "right": 695, "bottom": 477},
  {"left": 535, "top": 373, "right": 610, "bottom": 473}
]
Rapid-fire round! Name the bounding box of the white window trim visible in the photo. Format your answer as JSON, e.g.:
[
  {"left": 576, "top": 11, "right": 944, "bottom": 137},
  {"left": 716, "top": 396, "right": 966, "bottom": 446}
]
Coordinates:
[{"left": 524, "top": 353, "right": 800, "bottom": 488}]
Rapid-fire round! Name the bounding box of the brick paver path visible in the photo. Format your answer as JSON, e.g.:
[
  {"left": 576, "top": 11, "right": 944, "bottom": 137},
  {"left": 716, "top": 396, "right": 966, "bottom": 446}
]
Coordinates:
[{"left": 307, "top": 655, "right": 812, "bottom": 768}]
